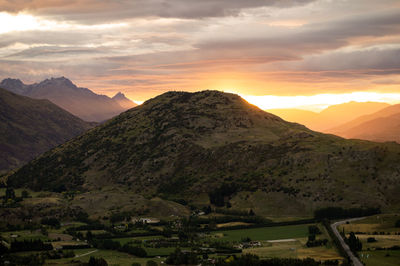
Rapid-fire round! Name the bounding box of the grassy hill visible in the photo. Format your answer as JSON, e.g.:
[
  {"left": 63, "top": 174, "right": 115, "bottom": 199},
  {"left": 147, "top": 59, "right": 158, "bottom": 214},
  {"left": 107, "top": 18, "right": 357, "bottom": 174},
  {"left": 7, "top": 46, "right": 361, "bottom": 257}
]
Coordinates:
[
  {"left": 0, "top": 87, "right": 95, "bottom": 172},
  {"left": 6, "top": 91, "right": 400, "bottom": 216}
]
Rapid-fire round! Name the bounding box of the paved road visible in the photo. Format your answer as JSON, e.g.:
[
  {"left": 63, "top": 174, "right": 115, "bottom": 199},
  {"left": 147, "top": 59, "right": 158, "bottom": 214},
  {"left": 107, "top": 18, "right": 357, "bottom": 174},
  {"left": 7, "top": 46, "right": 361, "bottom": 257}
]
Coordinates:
[
  {"left": 75, "top": 249, "right": 98, "bottom": 258},
  {"left": 330, "top": 217, "right": 365, "bottom": 266}
]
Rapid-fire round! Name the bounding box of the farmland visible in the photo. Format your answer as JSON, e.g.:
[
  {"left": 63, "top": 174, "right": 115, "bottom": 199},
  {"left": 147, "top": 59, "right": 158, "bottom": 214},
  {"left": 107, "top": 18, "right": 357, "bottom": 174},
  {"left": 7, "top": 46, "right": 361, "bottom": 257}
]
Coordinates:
[
  {"left": 211, "top": 224, "right": 309, "bottom": 242},
  {"left": 338, "top": 214, "right": 400, "bottom": 266}
]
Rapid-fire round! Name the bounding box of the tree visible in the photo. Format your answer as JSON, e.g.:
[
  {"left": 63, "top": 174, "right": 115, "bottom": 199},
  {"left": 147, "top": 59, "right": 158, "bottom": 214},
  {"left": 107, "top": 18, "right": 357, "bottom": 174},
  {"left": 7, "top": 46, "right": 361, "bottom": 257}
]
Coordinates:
[
  {"left": 89, "top": 256, "right": 108, "bottom": 266},
  {"left": 5, "top": 187, "right": 16, "bottom": 201},
  {"left": 346, "top": 232, "right": 362, "bottom": 253},
  {"left": 41, "top": 217, "right": 60, "bottom": 228},
  {"left": 166, "top": 248, "right": 198, "bottom": 265},
  {"left": 21, "top": 190, "right": 29, "bottom": 198},
  {"left": 86, "top": 230, "right": 93, "bottom": 242},
  {"left": 146, "top": 260, "right": 158, "bottom": 266},
  {"left": 203, "top": 205, "right": 212, "bottom": 214},
  {"left": 0, "top": 241, "right": 8, "bottom": 255},
  {"left": 41, "top": 226, "right": 48, "bottom": 236},
  {"left": 308, "top": 225, "right": 321, "bottom": 235},
  {"left": 395, "top": 219, "right": 400, "bottom": 228}
]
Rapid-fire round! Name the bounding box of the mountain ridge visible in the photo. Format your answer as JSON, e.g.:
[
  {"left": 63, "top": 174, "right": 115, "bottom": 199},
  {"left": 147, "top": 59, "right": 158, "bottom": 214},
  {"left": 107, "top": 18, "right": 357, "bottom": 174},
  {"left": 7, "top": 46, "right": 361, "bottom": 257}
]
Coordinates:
[
  {"left": 0, "top": 77, "right": 130, "bottom": 122},
  {"left": 112, "top": 91, "right": 137, "bottom": 109},
  {"left": 329, "top": 104, "right": 400, "bottom": 138},
  {"left": 268, "top": 101, "right": 389, "bottom": 132}
]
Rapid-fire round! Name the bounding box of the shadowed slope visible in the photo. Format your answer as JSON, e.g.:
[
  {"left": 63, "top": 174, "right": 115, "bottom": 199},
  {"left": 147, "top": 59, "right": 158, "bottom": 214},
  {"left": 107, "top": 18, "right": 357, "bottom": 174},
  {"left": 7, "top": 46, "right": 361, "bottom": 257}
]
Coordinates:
[{"left": 0, "top": 88, "right": 95, "bottom": 172}]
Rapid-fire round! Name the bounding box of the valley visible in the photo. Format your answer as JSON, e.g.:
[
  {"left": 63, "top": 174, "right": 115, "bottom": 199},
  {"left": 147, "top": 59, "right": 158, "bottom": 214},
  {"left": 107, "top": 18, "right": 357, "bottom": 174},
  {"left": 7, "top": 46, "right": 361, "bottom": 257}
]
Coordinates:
[
  {"left": 1, "top": 91, "right": 399, "bottom": 265},
  {"left": 1, "top": 1, "right": 400, "bottom": 264}
]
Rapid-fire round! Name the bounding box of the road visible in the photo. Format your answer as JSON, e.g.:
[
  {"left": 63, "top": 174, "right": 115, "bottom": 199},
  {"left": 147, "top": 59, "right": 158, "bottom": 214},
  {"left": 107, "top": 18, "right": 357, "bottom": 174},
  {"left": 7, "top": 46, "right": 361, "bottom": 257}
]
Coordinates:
[
  {"left": 330, "top": 217, "right": 365, "bottom": 266},
  {"left": 75, "top": 249, "right": 98, "bottom": 258}
]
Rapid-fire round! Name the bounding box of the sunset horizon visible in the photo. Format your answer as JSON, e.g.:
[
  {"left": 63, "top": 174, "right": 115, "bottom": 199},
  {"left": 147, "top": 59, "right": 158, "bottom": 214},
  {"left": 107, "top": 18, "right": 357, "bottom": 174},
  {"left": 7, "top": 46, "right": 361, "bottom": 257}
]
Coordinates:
[
  {"left": 1, "top": 1, "right": 399, "bottom": 265},
  {"left": 1, "top": 0, "right": 399, "bottom": 111}
]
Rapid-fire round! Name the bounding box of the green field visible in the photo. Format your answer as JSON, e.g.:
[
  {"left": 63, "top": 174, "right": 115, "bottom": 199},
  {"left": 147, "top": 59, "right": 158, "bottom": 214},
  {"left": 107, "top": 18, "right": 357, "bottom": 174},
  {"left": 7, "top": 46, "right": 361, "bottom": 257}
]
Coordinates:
[
  {"left": 113, "top": 235, "right": 164, "bottom": 245},
  {"left": 360, "top": 250, "right": 400, "bottom": 266},
  {"left": 238, "top": 223, "right": 343, "bottom": 262},
  {"left": 243, "top": 239, "right": 342, "bottom": 262},
  {"left": 338, "top": 214, "right": 400, "bottom": 266},
  {"left": 1, "top": 230, "right": 49, "bottom": 242},
  {"left": 45, "top": 248, "right": 166, "bottom": 265},
  {"left": 145, "top": 247, "right": 176, "bottom": 256},
  {"left": 212, "top": 224, "right": 310, "bottom": 242},
  {"left": 339, "top": 214, "right": 400, "bottom": 234}
]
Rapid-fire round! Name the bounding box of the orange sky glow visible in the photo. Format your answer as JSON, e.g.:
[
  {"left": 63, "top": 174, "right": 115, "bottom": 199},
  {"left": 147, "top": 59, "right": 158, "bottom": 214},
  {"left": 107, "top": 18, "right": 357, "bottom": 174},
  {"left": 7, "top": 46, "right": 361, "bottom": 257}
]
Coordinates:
[{"left": 0, "top": 1, "right": 399, "bottom": 111}]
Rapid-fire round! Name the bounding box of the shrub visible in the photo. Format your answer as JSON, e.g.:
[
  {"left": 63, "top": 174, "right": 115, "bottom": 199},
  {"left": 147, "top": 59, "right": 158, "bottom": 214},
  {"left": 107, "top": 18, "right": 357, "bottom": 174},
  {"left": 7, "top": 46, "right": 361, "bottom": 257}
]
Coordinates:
[
  {"left": 395, "top": 220, "right": 400, "bottom": 228},
  {"left": 146, "top": 260, "right": 158, "bottom": 266}
]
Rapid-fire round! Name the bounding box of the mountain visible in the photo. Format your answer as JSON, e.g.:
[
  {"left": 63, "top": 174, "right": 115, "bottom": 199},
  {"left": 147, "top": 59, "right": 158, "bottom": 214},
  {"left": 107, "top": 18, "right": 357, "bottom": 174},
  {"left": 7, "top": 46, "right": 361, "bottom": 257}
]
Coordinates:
[
  {"left": 6, "top": 91, "right": 400, "bottom": 216},
  {"left": 268, "top": 102, "right": 389, "bottom": 132},
  {"left": 329, "top": 104, "right": 400, "bottom": 142},
  {"left": 0, "top": 77, "right": 128, "bottom": 122},
  {"left": 266, "top": 108, "right": 319, "bottom": 126},
  {"left": 317, "top": 101, "right": 389, "bottom": 131},
  {"left": 112, "top": 92, "right": 137, "bottom": 109},
  {"left": 0, "top": 87, "right": 95, "bottom": 172}
]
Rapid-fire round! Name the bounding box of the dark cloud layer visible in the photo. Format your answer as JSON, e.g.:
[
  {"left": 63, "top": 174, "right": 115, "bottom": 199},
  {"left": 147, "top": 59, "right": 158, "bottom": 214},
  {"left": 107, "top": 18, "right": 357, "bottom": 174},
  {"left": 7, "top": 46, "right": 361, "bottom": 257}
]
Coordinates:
[
  {"left": 0, "top": 0, "right": 315, "bottom": 22},
  {"left": 0, "top": 0, "right": 399, "bottom": 99}
]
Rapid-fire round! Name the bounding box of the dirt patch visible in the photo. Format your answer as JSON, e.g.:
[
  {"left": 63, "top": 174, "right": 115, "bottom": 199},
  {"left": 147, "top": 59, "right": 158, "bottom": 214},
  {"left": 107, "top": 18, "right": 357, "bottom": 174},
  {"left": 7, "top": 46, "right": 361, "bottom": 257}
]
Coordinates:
[{"left": 48, "top": 233, "right": 73, "bottom": 241}]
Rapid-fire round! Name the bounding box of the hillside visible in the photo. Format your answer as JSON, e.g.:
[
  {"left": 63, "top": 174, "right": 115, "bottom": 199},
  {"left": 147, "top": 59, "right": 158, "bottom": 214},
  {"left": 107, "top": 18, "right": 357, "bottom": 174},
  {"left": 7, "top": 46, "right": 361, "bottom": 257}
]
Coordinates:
[
  {"left": 0, "top": 88, "right": 95, "bottom": 172},
  {"left": 268, "top": 102, "right": 389, "bottom": 132},
  {"left": 6, "top": 91, "right": 400, "bottom": 216},
  {"left": 0, "top": 77, "right": 128, "bottom": 122}
]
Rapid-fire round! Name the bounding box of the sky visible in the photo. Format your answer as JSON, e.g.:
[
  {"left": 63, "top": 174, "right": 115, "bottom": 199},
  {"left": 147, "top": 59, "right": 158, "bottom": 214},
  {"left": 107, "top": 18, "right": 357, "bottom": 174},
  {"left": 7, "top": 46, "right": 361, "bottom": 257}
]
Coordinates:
[{"left": 0, "top": 0, "right": 400, "bottom": 110}]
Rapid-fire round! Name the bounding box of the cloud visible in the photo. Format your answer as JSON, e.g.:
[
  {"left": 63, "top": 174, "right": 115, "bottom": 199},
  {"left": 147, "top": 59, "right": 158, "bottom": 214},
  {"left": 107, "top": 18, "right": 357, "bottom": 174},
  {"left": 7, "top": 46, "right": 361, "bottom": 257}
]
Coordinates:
[
  {"left": 0, "top": 0, "right": 316, "bottom": 22},
  {"left": 0, "top": 0, "right": 399, "bottom": 100}
]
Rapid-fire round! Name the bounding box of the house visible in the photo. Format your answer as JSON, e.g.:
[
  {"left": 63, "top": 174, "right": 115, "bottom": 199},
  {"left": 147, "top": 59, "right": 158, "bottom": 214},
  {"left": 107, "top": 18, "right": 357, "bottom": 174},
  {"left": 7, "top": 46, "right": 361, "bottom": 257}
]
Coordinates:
[{"left": 139, "top": 217, "right": 160, "bottom": 224}]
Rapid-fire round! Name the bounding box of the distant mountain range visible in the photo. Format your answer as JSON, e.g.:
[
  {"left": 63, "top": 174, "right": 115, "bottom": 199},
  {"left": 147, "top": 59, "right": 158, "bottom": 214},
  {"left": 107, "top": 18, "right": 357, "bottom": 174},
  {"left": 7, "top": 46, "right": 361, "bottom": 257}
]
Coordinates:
[
  {"left": 268, "top": 101, "right": 400, "bottom": 143},
  {"left": 6, "top": 91, "right": 400, "bottom": 216},
  {"left": 0, "top": 88, "right": 95, "bottom": 172},
  {"left": 329, "top": 104, "right": 400, "bottom": 142},
  {"left": 0, "top": 77, "right": 137, "bottom": 122},
  {"left": 268, "top": 102, "right": 389, "bottom": 132}
]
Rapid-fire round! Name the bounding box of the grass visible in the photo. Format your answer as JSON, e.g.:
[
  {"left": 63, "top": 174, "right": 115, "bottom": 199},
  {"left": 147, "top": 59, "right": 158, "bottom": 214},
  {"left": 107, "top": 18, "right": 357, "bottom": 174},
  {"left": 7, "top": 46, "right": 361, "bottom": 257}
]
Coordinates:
[
  {"left": 211, "top": 224, "right": 310, "bottom": 242},
  {"left": 338, "top": 214, "right": 400, "bottom": 234},
  {"left": 1, "top": 230, "right": 49, "bottom": 242},
  {"left": 45, "top": 248, "right": 166, "bottom": 265},
  {"left": 240, "top": 223, "right": 343, "bottom": 262},
  {"left": 359, "top": 250, "right": 400, "bottom": 266},
  {"left": 145, "top": 247, "right": 176, "bottom": 257},
  {"left": 358, "top": 234, "right": 400, "bottom": 249},
  {"left": 335, "top": 214, "right": 400, "bottom": 266},
  {"left": 113, "top": 235, "right": 164, "bottom": 245},
  {"left": 243, "top": 239, "right": 342, "bottom": 262}
]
